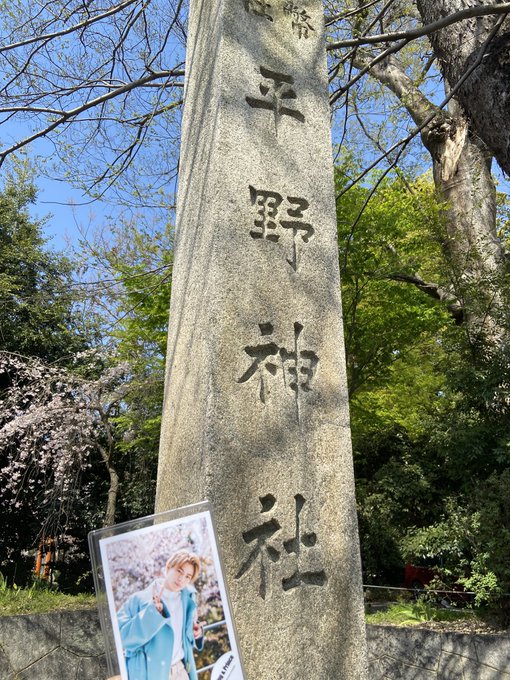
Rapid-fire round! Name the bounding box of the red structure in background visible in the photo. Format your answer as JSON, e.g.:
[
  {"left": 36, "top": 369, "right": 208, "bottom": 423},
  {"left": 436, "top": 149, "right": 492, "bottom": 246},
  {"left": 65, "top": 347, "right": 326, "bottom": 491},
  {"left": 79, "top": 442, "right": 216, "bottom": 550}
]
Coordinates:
[
  {"left": 404, "top": 559, "right": 471, "bottom": 604},
  {"left": 404, "top": 560, "right": 436, "bottom": 590},
  {"left": 34, "top": 538, "right": 56, "bottom": 580}
]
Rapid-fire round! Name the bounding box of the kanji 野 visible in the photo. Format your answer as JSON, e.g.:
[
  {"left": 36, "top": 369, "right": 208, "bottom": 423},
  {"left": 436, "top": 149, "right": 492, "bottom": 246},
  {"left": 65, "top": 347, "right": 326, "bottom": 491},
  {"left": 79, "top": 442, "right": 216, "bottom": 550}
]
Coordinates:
[
  {"left": 280, "top": 196, "right": 314, "bottom": 271},
  {"left": 249, "top": 186, "right": 315, "bottom": 271},
  {"left": 249, "top": 186, "right": 283, "bottom": 242}
]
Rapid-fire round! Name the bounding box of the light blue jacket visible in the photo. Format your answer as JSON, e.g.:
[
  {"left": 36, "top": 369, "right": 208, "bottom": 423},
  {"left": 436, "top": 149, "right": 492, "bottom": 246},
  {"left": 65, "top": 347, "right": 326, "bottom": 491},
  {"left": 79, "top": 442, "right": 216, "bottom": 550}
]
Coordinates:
[{"left": 117, "top": 580, "right": 204, "bottom": 680}]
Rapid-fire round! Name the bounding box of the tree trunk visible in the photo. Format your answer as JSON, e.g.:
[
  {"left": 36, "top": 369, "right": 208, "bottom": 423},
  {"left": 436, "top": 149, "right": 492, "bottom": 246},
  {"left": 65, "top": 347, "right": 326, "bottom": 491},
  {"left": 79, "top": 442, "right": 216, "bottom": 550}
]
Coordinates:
[
  {"left": 428, "top": 103, "right": 507, "bottom": 347},
  {"left": 97, "top": 432, "right": 119, "bottom": 528},
  {"left": 417, "top": 0, "right": 510, "bottom": 177},
  {"left": 368, "top": 55, "right": 507, "bottom": 346},
  {"left": 103, "top": 465, "right": 119, "bottom": 527}
]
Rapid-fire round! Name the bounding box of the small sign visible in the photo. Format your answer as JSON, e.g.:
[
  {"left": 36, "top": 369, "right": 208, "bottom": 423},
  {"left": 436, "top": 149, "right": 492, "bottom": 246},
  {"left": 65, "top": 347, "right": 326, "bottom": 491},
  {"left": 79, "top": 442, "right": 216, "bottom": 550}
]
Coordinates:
[{"left": 89, "top": 502, "right": 246, "bottom": 680}]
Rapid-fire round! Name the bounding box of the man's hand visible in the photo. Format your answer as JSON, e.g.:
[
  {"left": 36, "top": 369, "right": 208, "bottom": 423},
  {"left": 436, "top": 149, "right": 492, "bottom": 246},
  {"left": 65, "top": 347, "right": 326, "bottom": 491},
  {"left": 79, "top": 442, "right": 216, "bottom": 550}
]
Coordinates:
[
  {"left": 193, "top": 620, "right": 204, "bottom": 639},
  {"left": 152, "top": 583, "right": 164, "bottom": 615}
]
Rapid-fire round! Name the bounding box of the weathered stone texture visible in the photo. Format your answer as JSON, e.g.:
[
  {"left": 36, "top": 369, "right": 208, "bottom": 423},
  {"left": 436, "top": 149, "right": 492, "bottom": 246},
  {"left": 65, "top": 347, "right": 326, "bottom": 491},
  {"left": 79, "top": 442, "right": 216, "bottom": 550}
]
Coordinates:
[
  {"left": 0, "top": 612, "right": 509, "bottom": 679},
  {"left": 0, "top": 610, "right": 107, "bottom": 680},
  {"left": 155, "top": 1, "right": 367, "bottom": 677},
  {"left": 367, "top": 625, "right": 510, "bottom": 679},
  {"left": 16, "top": 647, "right": 77, "bottom": 680},
  {"left": 0, "top": 613, "right": 59, "bottom": 671}
]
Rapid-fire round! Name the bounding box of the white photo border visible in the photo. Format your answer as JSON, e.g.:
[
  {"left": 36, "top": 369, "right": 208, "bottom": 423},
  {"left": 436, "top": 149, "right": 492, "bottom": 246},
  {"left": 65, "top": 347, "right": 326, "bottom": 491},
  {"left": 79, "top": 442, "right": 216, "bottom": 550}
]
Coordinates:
[{"left": 89, "top": 502, "right": 246, "bottom": 680}]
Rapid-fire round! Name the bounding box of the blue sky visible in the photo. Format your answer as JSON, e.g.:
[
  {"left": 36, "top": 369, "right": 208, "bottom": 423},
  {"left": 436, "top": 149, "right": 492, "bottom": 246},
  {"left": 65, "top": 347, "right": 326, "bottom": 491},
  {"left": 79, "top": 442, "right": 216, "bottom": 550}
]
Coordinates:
[{"left": 30, "top": 175, "right": 102, "bottom": 252}]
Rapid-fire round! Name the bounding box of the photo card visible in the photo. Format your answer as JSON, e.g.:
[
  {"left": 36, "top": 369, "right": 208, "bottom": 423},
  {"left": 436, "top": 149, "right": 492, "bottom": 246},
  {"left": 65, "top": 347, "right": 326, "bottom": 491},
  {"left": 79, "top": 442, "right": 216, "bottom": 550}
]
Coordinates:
[{"left": 89, "top": 501, "right": 245, "bottom": 680}]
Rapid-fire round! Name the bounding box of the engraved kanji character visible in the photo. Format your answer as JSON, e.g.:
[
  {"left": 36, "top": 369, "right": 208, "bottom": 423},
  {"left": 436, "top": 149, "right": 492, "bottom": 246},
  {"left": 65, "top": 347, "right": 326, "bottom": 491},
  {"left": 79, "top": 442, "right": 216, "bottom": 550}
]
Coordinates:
[
  {"left": 238, "top": 322, "right": 319, "bottom": 408},
  {"left": 280, "top": 323, "right": 319, "bottom": 394},
  {"left": 235, "top": 495, "right": 281, "bottom": 599},
  {"left": 237, "top": 323, "right": 279, "bottom": 404},
  {"left": 246, "top": 66, "right": 305, "bottom": 132},
  {"left": 281, "top": 494, "right": 327, "bottom": 591},
  {"left": 236, "top": 494, "right": 327, "bottom": 599},
  {"left": 245, "top": 0, "right": 273, "bottom": 21},
  {"left": 279, "top": 196, "right": 314, "bottom": 271},
  {"left": 283, "top": 3, "right": 315, "bottom": 39},
  {"left": 249, "top": 185, "right": 283, "bottom": 242}
]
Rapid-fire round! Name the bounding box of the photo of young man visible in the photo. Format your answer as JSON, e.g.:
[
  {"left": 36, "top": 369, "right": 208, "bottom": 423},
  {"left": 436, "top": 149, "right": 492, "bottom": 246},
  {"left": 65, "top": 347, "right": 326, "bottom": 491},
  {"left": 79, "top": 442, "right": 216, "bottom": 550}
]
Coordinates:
[
  {"left": 117, "top": 549, "right": 204, "bottom": 680},
  {"left": 95, "top": 507, "right": 245, "bottom": 680}
]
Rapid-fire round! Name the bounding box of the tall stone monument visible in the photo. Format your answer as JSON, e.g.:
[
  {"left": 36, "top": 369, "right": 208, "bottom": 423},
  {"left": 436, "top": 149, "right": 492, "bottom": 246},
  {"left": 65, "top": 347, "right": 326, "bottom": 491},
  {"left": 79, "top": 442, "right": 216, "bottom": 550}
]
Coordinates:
[{"left": 156, "top": 1, "right": 368, "bottom": 677}]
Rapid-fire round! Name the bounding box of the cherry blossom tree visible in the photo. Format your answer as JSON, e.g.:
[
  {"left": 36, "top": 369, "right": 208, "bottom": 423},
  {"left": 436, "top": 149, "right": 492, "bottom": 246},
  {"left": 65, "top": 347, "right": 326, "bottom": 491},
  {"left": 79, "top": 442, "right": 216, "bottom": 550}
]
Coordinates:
[{"left": 0, "top": 350, "right": 131, "bottom": 575}]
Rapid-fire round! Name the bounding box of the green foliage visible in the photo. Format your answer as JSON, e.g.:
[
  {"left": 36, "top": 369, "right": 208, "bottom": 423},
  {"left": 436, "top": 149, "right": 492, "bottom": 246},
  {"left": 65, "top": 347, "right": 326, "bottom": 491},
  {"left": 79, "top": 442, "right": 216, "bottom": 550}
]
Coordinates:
[
  {"left": 428, "top": 348, "right": 510, "bottom": 481},
  {"left": 456, "top": 470, "right": 510, "bottom": 611},
  {"left": 336, "top": 166, "right": 458, "bottom": 582},
  {"left": 338, "top": 165, "right": 510, "bottom": 618},
  {"left": 336, "top": 167, "right": 452, "bottom": 409},
  {"left": 459, "top": 568, "right": 501, "bottom": 609},
  {"left": 399, "top": 473, "right": 510, "bottom": 611},
  {"left": 0, "top": 164, "right": 89, "bottom": 361},
  {"left": 401, "top": 499, "right": 472, "bottom": 567},
  {"left": 400, "top": 349, "right": 510, "bottom": 609},
  {"left": 365, "top": 600, "right": 473, "bottom": 626},
  {"left": 76, "top": 215, "right": 173, "bottom": 520},
  {"left": 109, "top": 222, "right": 172, "bottom": 520},
  {"left": 0, "top": 573, "right": 96, "bottom": 616}
]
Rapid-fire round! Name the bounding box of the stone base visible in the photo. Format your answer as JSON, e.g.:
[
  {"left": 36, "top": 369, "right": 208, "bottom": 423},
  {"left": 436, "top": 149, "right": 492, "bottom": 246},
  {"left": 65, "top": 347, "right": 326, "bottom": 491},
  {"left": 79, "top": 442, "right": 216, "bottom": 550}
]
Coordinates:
[
  {"left": 1, "top": 611, "right": 509, "bottom": 679},
  {"left": 0, "top": 610, "right": 107, "bottom": 680},
  {"left": 367, "top": 624, "right": 510, "bottom": 679}
]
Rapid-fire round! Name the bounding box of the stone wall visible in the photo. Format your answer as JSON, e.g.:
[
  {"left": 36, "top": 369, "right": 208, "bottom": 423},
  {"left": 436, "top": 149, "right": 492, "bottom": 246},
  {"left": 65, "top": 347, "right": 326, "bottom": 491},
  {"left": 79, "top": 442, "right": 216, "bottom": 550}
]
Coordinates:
[
  {"left": 0, "top": 610, "right": 509, "bottom": 679},
  {"left": 0, "top": 610, "right": 107, "bottom": 680},
  {"left": 367, "top": 624, "right": 510, "bottom": 679}
]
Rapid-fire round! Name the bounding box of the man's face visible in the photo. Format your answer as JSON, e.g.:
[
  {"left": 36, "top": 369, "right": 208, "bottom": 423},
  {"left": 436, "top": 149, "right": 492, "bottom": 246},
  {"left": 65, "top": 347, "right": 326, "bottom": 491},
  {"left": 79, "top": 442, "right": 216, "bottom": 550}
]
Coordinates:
[{"left": 164, "top": 562, "right": 195, "bottom": 592}]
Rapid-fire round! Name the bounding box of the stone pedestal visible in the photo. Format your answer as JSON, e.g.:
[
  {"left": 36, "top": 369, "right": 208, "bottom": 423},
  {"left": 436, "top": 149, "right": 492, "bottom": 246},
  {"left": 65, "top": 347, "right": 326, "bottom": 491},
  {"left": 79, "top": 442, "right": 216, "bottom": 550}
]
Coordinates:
[{"left": 156, "top": 1, "right": 368, "bottom": 677}]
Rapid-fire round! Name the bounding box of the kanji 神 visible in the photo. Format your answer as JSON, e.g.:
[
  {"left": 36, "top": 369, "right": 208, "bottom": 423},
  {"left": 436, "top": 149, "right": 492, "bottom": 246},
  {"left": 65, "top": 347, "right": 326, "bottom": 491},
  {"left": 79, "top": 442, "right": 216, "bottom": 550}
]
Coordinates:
[
  {"left": 237, "top": 322, "right": 319, "bottom": 404},
  {"left": 283, "top": 3, "right": 315, "bottom": 38},
  {"left": 249, "top": 186, "right": 315, "bottom": 271},
  {"left": 235, "top": 493, "right": 327, "bottom": 599},
  {"left": 246, "top": 66, "right": 305, "bottom": 132},
  {"left": 280, "top": 322, "right": 319, "bottom": 395},
  {"left": 245, "top": 0, "right": 273, "bottom": 21}
]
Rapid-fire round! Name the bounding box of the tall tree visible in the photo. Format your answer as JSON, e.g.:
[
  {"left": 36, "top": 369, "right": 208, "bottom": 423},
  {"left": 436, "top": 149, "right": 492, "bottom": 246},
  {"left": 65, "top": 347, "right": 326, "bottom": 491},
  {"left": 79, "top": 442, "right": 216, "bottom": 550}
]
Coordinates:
[
  {"left": 337, "top": 167, "right": 510, "bottom": 602},
  {"left": 0, "top": 350, "right": 133, "bottom": 585},
  {"left": 0, "top": 166, "right": 89, "bottom": 360},
  {"left": 416, "top": 0, "right": 510, "bottom": 176},
  {"left": 74, "top": 213, "right": 173, "bottom": 520},
  {"left": 327, "top": 3, "right": 509, "bottom": 350},
  {"left": 0, "top": 0, "right": 507, "bottom": 203}
]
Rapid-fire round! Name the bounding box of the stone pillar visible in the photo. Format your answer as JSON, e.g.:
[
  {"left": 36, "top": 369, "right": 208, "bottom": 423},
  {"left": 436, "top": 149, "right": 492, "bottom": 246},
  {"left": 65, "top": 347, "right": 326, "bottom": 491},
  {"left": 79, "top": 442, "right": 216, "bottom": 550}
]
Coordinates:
[{"left": 156, "top": 1, "right": 368, "bottom": 677}]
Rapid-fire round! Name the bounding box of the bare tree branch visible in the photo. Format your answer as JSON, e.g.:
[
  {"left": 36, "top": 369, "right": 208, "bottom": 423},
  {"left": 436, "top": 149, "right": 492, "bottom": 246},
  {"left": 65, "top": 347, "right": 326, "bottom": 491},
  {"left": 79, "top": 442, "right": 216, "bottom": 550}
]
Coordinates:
[
  {"left": 0, "top": 0, "right": 141, "bottom": 54},
  {"left": 388, "top": 272, "right": 464, "bottom": 323},
  {"left": 327, "top": 2, "right": 510, "bottom": 49},
  {"left": 0, "top": 69, "right": 182, "bottom": 167},
  {"left": 335, "top": 14, "right": 506, "bottom": 196}
]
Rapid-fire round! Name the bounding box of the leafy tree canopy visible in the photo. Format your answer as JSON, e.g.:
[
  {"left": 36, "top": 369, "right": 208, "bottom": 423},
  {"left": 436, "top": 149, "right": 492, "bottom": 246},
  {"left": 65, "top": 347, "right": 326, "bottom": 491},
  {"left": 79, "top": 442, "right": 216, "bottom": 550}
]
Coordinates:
[{"left": 0, "top": 164, "right": 90, "bottom": 361}]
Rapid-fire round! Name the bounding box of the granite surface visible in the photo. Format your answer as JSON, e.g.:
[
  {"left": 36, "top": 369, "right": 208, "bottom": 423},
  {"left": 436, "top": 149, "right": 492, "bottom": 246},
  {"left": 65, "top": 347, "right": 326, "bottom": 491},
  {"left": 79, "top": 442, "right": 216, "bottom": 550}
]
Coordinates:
[
  {"left": 0, "top": 610, "right": 107, "bottom": 680},
  {"left": 1, "top": 611, "right": 508, "bottom": 679},
  {"left": 155, "top": 1, "right": 367, "bottom": 677}
]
